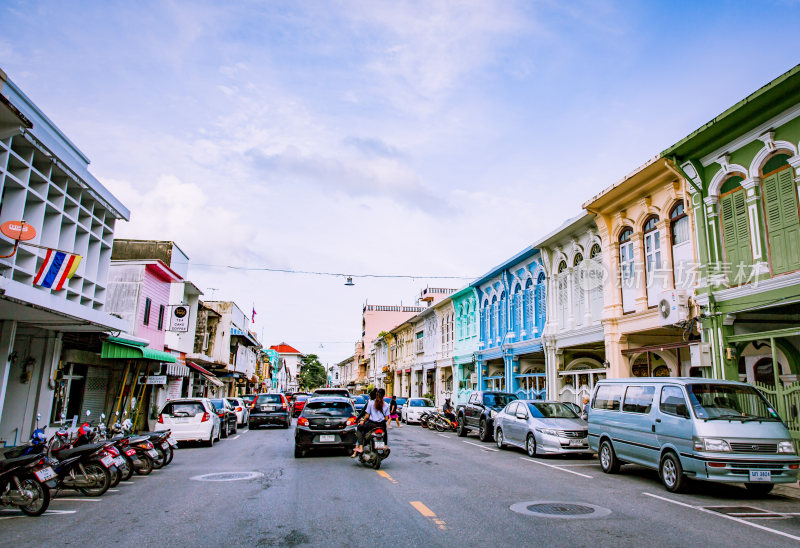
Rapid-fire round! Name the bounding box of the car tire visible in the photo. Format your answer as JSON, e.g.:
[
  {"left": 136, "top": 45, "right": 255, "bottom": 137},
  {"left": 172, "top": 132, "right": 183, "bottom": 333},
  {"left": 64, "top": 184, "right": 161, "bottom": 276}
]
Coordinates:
[
  {"left": 660, "top": 452, "right": 686, "bottom": 493},
  {"left": 599, "top": 440, "right": 620, "bottom": 474},
  {"left": 496, "top": 429, "right": 505, "bottom": 449},
  {"left": 232, "top": 422, "right": 238, "bottom": 434},
  {"left": 479, "top": 419, "right": 491, "bottom": 442},
  {"left": 294, "top": 445, "right": 304, "bottom": 458},
  {"left": 205, "top": 431, "right": 214, "bottom": 447},
  {"left": 457, "top": 417, "right": 467, "bottom": 437},
  {"left": 744, "top": 483, "right": 774, "bottom": 497},
  {"left": 248, "top": 422, "right": 255, "bottom": 430},
  {"left": 526, "top": 434, "right": 537, "bottom": 457},
  {"left": 221, "top": 422, "right": 228, "bottom": 438},
  {"left": 283, "top": 420, "right": 290, "bottom": 429}
]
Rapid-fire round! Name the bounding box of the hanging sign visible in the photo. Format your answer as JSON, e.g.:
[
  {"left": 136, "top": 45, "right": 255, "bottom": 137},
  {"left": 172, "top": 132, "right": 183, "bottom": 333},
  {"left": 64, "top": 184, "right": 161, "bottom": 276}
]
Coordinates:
[
  {"left": 145, "top": 375, "right": 167, "bottom": 385},
  {"left": 0, "top": 221, "right": 36, "bottom": 241},
  {"left": 169, "top": 305, "right": 190, "bottom": 332}
]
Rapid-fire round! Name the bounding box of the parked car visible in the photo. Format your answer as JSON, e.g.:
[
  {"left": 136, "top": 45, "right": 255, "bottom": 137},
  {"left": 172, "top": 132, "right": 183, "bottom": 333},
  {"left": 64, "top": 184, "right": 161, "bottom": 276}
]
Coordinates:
[
  {"left": 563, "top": 402, "right": 582, "bottom": 416},
  {"left": 249, "top": 393, "right": 291, "bottom": 429},
  {"left": 226, "top": 397, "right": 249, "bottom": 426},
  {"left": 494, "top": 400, "right": 591, "bottom": 457},
  {"left": 242, "top": 394, "right": 258, "bottom": 407},
  {"left": 456, "top": 391, "right": 518, "bottom": 442},
  {"left": 209, "top": 398, "right": 238, "bottom": 437},
  {"left": 402, "top": 398, "right": 436, "bottom": 424},
  {"left": 351, "top": 395, "right": 368, "bottom": 414},
  {"left": 294, "top": 397, "right": 357, "bottom": 458},
  {"left": 589, "top": 378, "right": 800, "bottom": 494},
  {"left": 292, "top": 394, "right": 310, "bottom": 417},
  {"left": 156, "top": 398, "right": 221, "bottom": 446},
  {"left": 311, "top": 388, "right": 351, "bottom": 398}
]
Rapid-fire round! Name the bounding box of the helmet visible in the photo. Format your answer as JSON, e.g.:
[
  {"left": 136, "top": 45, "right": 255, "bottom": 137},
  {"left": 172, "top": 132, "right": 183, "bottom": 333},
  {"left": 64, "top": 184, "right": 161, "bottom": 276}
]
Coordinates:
[{"left": 31, "top": 428, "right": 46, "bottom": 444}]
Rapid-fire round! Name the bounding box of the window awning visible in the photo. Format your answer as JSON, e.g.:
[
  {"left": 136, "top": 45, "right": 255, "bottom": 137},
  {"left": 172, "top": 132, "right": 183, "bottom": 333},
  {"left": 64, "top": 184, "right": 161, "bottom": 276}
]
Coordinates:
[
  {"left": 231, "top": 327, "right": 259, "bottom": 347},
  {"left": 101, "top": 337, "right": 177, "bottom": 362},
  {"left": 187, "top": 361, "right": 225, "bottom": 387}
]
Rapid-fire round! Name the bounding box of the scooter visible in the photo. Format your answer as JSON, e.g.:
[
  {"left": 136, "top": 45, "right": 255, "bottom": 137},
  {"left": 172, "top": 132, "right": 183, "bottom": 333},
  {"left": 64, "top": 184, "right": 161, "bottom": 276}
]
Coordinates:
[
  {"left": 0, "top": 414, "right": 56, "bottom": 516},
  {"left": 357, "top": 426, "right": 390, "bottom": 470}
]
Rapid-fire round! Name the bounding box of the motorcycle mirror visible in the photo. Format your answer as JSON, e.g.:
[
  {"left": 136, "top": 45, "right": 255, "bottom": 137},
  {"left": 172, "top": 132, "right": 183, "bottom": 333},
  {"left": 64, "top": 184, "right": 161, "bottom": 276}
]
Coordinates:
[
  {"left": 36, "top": 412, "right": 41, "bottom": 421},
  {"left": 131, "top": 397, "right": 136, "bottom": 409},
  {"left": 101, "top": 413, "right": 106, "bottom": 420},
  {"left": 86, "top": 409, "right": 91, "bottom": 417},
  {"left": 116, "top": 411, "right": 120, "bottom": 416}
]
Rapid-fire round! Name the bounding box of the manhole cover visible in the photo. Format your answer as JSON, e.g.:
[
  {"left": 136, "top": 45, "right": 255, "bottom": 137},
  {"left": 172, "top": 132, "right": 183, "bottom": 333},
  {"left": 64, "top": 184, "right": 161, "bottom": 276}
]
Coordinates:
[
  {"left": 510, "top": 501, "right": 611, "bottom": 519},
  {"left": 190, "top": 471, "right": 263, "bottom": 482}
]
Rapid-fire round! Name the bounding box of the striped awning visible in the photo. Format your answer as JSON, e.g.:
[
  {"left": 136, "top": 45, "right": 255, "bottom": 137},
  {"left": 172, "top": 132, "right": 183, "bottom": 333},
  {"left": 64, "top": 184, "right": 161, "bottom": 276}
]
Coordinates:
[{"left": 166, "top": 362, "right": 190, "bottom": 377}]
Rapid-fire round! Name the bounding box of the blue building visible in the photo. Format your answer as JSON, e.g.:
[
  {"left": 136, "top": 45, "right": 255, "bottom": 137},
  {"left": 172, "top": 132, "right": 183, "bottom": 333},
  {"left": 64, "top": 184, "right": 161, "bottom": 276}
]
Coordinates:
[{"left": 474, "top": 246, "right": 547, "bottom": 399}]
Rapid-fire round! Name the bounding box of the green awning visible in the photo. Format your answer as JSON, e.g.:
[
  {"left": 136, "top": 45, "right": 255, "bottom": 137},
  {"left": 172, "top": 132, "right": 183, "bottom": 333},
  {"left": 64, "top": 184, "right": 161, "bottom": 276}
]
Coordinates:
[{"left": 101, "top": 337, "right": 177, "bottom": 362}]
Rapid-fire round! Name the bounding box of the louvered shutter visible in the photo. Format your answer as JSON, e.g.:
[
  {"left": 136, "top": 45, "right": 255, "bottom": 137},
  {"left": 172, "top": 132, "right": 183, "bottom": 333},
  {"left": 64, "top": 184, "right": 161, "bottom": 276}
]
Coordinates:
[
  {"left": 81, "top": 366, "right": 110, "bottom": 420},
  {"left": 721, "top": 190, "right": 752, "bottom": 281},
  {"left": 763, "top": 170, "right": 800, "bottom": 274}
]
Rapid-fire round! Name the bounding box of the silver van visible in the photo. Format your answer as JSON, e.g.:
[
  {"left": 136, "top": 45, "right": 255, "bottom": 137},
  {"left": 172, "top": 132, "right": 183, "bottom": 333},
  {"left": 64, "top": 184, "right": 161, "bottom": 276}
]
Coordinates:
[{"left": 588, "top": 378, "right": 800, "bottom": 494}]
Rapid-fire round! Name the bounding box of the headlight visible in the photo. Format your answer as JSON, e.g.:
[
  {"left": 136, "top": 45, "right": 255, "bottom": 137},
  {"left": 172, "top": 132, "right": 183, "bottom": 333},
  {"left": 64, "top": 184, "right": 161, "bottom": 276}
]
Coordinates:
[
  {"left": 693, "top": 437, "right": 731, "bottom": 452},
  {"left": 778, "top": 441, "right": 795, "bottom": 454},
  {"left": 536, "top": 428, "right": 557, "bottom": 436},
  {"left": 489, "top": 410, "right": 497, "bottom": 419}
]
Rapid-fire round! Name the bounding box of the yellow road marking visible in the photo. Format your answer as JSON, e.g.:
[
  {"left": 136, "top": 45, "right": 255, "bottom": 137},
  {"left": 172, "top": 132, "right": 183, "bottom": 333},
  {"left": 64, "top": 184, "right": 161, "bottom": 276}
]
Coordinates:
[
  {"left": 376, "top": 470, "right": 398, "bottom": 484},
  {"left": 410, "top": 501, "right": 448, "bottom": 530}
]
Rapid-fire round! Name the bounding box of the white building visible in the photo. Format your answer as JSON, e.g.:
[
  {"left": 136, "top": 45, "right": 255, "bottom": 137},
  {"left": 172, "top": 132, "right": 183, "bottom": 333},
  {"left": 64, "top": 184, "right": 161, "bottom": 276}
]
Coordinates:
[{"left": 269, "top": 343, "right": 304, "bottom": 392}]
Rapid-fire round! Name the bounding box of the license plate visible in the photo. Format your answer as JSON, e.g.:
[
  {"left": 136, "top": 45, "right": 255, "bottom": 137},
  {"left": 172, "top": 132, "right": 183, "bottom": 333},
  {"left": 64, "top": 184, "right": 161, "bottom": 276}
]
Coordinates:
[
  {"left": 114, "top": 456, "right": 125, "bottom": 467},
  {"left": 261, "top": 405, "right": 275, "bottom": 412},
  {"left": 100, "top": 455, "right": 114, "bottom": 468},
  {"left": 34, "top": 467, "right": 55, "bottom": 482},
  {"left": 147, "top": 449, "right": 158, "bottom": 458},
  {"left": 167, "top": 437, "right": 177, "bottom": 447},
  {"left": 319, "top": 435, "right": 335, "bottom": 442},
  {"left": 749, "top": 470, "right": 771, "bottom": 482},
  {"left": 374, "top": 441, "right": 385, "bottom": 449},
  {"left": 125, "top": 449, "right": 136, "bottom": 456},
  {"left": 173, "top": 417, "right": 190, "bottom": 423},
  {"left": 569, "top": 439, "right": 585, "bottom": 447},
  {"left": 161, "top": 441, "right": 170, "bottom": 449}
]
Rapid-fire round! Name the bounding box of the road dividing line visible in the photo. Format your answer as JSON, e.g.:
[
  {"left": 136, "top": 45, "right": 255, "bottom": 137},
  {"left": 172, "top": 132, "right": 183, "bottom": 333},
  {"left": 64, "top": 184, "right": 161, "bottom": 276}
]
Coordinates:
[
  {"left": 410, "top": 501, "right": 449, "bottom": 530},
  {"left": 376, "top": 470, "right": 398, "bottom": 484},
  {"left": 120, "top": 481, "right": 136, "bottom": 484},
  {"left": 643, "top": 492, "right": 800, "bottom": 542},
  {"left": 230, "top": 435, "right": 240, "bottom": 440},
  {"left": 52, "top": 498, "right": 101, "bottom": 502},
  {"left": 462, "top": 440, "right": 499, "bottom": 452},
  {"left": 520, "top": 457, "right": 593, "bottom": 478},
  {"left": 437, "top": 434, "right": 449, "bottom": 438}
]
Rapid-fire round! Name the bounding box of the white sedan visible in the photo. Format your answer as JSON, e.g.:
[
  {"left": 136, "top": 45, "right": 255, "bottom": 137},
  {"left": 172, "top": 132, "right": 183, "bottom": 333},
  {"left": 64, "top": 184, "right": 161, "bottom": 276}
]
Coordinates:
[
  {"left": 156, "top": 398, "right": 221, "bottom": 446},
  {"left": 226, "top": 397, "right": 249, "bottom": 426},
  {"left": 402, "top": 398, "right": 436, "bottom": 424}
]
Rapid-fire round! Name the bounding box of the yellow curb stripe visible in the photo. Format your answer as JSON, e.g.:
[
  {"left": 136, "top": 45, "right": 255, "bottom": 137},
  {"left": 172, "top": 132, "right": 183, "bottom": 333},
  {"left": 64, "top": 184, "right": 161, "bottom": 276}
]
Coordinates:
[{"left": 410, "top": 501, "right": 436, "bottom": 517}]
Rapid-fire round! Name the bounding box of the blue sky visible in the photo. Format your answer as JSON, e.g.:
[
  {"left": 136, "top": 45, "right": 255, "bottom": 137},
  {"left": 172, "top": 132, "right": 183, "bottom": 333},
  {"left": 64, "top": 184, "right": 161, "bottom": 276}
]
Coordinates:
[{"left": 2, "top": 1, "right": 799, "bottom": 365}]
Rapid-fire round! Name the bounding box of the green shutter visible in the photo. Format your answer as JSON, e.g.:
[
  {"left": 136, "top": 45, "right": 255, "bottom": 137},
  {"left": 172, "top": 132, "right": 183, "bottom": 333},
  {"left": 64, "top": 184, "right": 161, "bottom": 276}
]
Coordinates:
[
  {"left": 721, "top": 189, "right": 753, "bottom": 281},
  {"left": 763, "top": 169, "right": 800, "bottom": 275}
]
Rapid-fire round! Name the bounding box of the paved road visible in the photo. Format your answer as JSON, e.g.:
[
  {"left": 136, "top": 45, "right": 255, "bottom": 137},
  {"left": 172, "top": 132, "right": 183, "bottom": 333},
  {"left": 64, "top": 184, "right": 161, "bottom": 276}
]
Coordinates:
[{"left": 4, "top": 423, "right": 800, "bottom": 547}]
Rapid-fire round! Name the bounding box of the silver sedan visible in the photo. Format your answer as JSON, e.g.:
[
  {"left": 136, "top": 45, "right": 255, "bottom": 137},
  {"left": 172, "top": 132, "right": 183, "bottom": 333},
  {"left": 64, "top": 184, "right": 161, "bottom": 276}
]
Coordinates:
[{"left": 493, "top": 400, "right": 592, "bottom": 457}]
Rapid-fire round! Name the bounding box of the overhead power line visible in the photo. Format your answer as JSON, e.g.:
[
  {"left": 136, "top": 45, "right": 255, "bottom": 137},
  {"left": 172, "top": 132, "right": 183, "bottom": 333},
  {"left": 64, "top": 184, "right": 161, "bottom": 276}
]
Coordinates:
[{"left": 192, "top": 263, "right": 474, "bottom": 280}]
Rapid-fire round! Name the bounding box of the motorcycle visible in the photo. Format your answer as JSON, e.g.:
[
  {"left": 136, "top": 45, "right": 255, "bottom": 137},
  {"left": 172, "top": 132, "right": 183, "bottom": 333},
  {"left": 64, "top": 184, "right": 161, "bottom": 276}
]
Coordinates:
[
  {"left": 357, "top": 425, "right": 390, "bottom": 470},
  {"left": 419, "top": 411, "right": 431, "bottom": 429},
  {"left": 428, "top": 411, "right": 458, "bottom": 432},
  {"left": 0, "top": 414, "right": 56, "bottom": 516}
]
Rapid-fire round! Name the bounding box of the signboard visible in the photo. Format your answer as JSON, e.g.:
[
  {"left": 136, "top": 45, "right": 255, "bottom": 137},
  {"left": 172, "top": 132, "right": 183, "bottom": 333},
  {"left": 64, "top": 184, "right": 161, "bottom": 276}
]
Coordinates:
[
  {"left": 145, "top": 375, "right": 167, "bottom": 385},
  {"left": 169, "top": 305, "right": 190, "bottom": 332},
  {"left": 0, "top": 221, "right": 36, "bottom": 241},
  {"left": 470, "top": 373, "right": 478, "bottom": 384},
  {"left": 166, "top": 378, "right": 182, "bottom": 400}
]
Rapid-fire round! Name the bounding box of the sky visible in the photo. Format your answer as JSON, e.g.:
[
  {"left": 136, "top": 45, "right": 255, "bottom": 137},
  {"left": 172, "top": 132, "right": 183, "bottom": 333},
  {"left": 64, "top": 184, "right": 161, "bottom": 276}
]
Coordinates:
[{"left": 1, "top": 0, "right": 799, "bottom": 367}]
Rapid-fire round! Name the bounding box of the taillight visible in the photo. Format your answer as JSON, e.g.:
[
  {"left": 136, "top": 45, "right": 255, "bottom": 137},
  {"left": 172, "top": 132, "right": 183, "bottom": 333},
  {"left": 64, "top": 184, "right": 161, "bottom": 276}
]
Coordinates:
[
  {"left": 218, "top": 412, "right": 224, "bottom": 417},
  {"left": 157, "top": 413, "right": 164, "bottom": 424},
  {"left": 298, "top": 417, "right": 309, "bottom": 426},
  {"left": 282, "top": 398, "right": 287, "bottom": 410},
  {"left": 201, "top": 412, "right": 210, "bottom": 422},
  {"left": 346, "top": 417, "right": 357, "bottom": 426},
  {"left": 144, "top": 442, "right": 153, "bottom": 450},
  {"left": 374, "top": 429, "right": 384, "bottom": 435},
  {"left": 236, "top": 407, "right": 242, "bottom": 412}
]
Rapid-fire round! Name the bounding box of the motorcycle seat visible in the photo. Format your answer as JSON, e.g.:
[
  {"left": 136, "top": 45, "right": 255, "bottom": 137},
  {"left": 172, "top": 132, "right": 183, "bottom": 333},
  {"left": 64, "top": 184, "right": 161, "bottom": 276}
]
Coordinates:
[
  {"left": 0, "top": 452, "right": 41, "bottom": 471},
  {"left": 52, "top": 443, "right": 104, "bottom": 459}
]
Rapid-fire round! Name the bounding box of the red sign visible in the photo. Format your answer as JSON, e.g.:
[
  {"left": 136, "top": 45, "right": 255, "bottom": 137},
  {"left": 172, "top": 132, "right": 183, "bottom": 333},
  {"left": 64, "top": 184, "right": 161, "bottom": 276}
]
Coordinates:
[{"left": 0, "top": 221, "right": 36, "bottom": 241}]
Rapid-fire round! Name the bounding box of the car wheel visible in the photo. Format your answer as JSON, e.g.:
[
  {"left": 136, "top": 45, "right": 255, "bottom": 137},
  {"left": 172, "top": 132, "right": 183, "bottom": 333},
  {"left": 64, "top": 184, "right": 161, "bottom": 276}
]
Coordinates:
[
  {"left": 457, "top": 417, "right": 467, "bottom": 437},
  {"left": 232, "top": 422, "right": 238, "bottom": 434},
  {"left": 479, "top": 419, "right": 491, "bottom": 442},
  {"left": 599, "top": 439, "right": 620, "bottom": 474},
  {"left": 526, "top": 434, "right": 537, "bottom": 457},
  {"left": 496, "top": 429, "right": 505, "bottom": 449},
  {"left": 294, "top": 445, "right": 304, "bottom": 458},
  {"left": 283, "top": 419, "right": 290, "bottom": 429},
  {"left": 205, "top": 431, "right": 214, "bottom": 447},
  {"left": 248, "top": 422, "right": 255, "bottom": 430},
  {"left": 660, "top": 452, "right": 685, "bottom": 493},
  {"left": 745, "top": 483, "right": 774, "bottom": 497}
]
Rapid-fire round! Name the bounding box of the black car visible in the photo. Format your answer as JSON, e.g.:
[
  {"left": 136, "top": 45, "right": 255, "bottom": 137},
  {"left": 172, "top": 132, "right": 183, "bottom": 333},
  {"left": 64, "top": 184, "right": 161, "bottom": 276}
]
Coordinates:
[
  {"left": 249, "top": 393, "right": 290, "bottom": 429},
  {"left": 209, "top": 398, "right": 238, "bottom": 437},
  {"left": 351, "top": 395, "right": 367, "bottom": 414},
  {"left": 294, "top": 397, "right": 357, "bottom": 458}
]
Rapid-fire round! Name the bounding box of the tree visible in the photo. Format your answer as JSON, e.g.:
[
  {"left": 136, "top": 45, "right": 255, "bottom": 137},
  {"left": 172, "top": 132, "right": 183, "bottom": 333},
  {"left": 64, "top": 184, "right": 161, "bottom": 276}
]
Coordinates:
[{"left": 298, "top": 354, "right": 327, "bottom": 390}]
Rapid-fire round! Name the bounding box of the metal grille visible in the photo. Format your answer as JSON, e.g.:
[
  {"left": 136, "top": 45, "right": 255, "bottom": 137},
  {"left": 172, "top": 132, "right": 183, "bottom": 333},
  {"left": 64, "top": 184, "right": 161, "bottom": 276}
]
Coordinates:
[
  {"left": 526, "top": 503, "right": 595, "bottom": 516},
  {"left": 729, "top": 443, "right": 777, "bottom": 453},
  {"left": 559, "top": 431, "right": 587, "bottom": 439}
]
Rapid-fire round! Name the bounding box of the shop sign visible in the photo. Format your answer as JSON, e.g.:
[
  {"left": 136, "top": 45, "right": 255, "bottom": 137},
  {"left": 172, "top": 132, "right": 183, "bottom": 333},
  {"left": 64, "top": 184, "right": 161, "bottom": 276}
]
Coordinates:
[
  {"left": 470, "top": 373, "right": 478, "bottom": 384},
  {"left": 169, "top": 305, "right": 190, "bottom": 332},
  {"left": 166, "top": 378, "right": 182, "bottom": 400},
  {"left": 146, "top": 375, "right": 167, "bottom": 385}
]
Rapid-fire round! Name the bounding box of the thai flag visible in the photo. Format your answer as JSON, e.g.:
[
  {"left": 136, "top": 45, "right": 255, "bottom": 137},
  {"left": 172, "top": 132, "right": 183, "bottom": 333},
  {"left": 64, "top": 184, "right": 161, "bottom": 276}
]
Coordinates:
[
  {"left": 34, "top": 249, "right": 82, "bottom": 291},
  {"left": 252, "top": 307, "right": 257, "bottom": 323}
]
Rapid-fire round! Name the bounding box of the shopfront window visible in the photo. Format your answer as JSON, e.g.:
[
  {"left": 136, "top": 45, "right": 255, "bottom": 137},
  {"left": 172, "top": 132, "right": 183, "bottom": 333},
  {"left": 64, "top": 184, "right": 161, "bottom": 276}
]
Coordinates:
[{"left": 51, "top": 363, "right": 88, "bottom": 424}]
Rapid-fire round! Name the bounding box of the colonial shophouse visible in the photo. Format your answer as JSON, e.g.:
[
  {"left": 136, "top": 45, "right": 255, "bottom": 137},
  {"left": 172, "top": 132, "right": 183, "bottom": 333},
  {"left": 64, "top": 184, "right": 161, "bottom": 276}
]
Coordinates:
[
  {"left": 475, "top": 246, "right": 547, "bottom": 399},
  {"left": 663, "top": 64, "right": 800, "bottom": 443},
  {"left": 583, "top": 156, "right": 703, "bottom": 380},
  {"left": 536, "top": 213, "right": 607, "bottom": 405},
  {"left": 452, "top": 286, "right": 480, "bottom": 404}
]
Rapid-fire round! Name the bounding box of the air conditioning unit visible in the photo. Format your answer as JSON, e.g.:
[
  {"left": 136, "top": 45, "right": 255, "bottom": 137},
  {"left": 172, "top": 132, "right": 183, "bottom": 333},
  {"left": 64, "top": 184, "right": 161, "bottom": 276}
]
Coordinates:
[{"left": 658, "top": 290, "right": 689, "bottom": 325}]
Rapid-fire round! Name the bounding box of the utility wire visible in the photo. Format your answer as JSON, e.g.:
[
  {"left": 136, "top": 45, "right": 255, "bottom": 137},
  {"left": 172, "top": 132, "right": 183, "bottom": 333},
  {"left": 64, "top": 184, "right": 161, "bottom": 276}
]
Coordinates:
[{"left": 192, "top": 263, "right": 474, "bottom": 280}]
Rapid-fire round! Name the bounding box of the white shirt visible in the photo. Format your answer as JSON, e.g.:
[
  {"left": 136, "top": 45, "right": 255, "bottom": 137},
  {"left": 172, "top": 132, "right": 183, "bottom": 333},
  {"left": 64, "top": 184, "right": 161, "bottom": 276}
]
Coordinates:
[{"left": 365, "top": 400, "right": 390, "bottom": 422}]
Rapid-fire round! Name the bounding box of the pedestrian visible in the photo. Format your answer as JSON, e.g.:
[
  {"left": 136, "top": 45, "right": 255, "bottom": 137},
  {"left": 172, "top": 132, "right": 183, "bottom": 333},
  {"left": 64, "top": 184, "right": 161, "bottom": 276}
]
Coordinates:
[
  {"left": 387, "top": 395, "right": 401, "bottom": 429},
  {"left": 581, "top": 396, "right": 590, "bottom": 420}
]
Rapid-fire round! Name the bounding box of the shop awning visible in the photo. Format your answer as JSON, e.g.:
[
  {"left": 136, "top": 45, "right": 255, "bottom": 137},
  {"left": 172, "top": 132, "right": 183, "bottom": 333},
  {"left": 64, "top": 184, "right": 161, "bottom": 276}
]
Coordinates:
[
  {"left": 101, "top": 337, "right": 177, "bottom": 362},
  {"left": 166, "top": 362, "right": 190, "bottom": 377},
  {"left": 187, "top": 361, "right": 225, "bottom": 387},
  {"left": 231, "top": 327, "right": 260, "bottom": 347},
  {"left": 620, "top": 341, "right": 691, "bottom": 355}
]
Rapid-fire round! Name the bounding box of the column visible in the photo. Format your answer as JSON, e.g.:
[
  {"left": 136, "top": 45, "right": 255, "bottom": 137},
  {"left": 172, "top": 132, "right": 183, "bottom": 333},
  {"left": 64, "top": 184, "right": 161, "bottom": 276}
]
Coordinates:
[
  {"left": 566, "top": 266, "right": 575, "bottom": 329},
  {"left": 631, "top": 232, "right": 648, "bottom": 311},
  {"left": 0, "top": 320, "right": 18, "bottom": 427},
  {"left": 741, "top": 176, "right": 770, "bottom": 280},
  {"left": 657, "top": 218, "right": 674, "bottom": 292}
]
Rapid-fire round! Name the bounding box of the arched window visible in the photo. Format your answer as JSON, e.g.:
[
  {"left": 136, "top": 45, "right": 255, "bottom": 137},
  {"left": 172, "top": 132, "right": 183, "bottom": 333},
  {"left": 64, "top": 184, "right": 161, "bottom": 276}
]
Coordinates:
[
  {"left": 482, "top": 299, "right": 489, "bottom": 344},
  {"left": 589, "top": 243, "right": 603, "bottom": 321},
  {"left": 753, "top": 357, "right": 775, "bottom": 385},
  {"left": 557, "top": 260, "right": 569, "bottom": 327},
  {"left": 619, "top": 228, "right": 635, "bottom": 313},
  {"left": 513, "top": 283, "right": 522, "bottom": 337},
  {"left": 643, "top": 215, "right": 662, "bottom": 307},
  {"left": 573, "top": 253, "right": 585, "bottom": 326},
  {"left": 535, "top": 271, "right": 546, "bottom": 332},
  {"left": 524, "top": 277, "right": 534, "bottom": 336},
  {"left": 670, "top": 201, "right": 692, "bottom": 291},
  {"left": 499, "top": 291, "right": 506, "bottom": 337},
  {"left": 670, "top": 202, "right": 688, "bottom": 244},
  {"left": 760, "top": 153, "right": 800, "bottom": 275},
  {"left": 720, "top": 174, "right": 753, "bottom": 283}
]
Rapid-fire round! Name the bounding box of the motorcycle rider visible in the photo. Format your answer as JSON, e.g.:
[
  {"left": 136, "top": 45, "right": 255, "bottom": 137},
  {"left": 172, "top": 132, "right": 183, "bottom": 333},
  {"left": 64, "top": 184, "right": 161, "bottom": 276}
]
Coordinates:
[
  {"left": 352, "top": 388, "right": 389, "bottom": 457},
  {"left": 443, "top": 398, "right": 456, "bottom": 422}
]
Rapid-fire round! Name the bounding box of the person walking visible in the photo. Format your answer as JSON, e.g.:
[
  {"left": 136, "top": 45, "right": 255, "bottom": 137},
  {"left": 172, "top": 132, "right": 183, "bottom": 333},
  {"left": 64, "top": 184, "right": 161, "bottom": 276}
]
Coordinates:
[
  {"left": 387, "top": 395, "right": 401, "bottom": 429},
  {"left": 581, "top": 396, "right": 591, "bottom": 420}
]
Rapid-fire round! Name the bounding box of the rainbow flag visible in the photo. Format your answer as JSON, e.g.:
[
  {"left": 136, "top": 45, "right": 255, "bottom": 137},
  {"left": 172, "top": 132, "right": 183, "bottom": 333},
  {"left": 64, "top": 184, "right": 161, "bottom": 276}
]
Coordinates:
[{"left": 34, "top": 249, "right": 82, "bottom": 291}]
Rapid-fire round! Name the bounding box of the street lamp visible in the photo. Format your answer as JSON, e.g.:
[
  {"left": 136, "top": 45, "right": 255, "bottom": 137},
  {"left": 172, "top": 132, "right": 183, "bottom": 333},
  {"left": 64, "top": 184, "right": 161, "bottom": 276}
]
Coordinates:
[{"left": 344, "top": 276, "right": 355, "bottom": 286}]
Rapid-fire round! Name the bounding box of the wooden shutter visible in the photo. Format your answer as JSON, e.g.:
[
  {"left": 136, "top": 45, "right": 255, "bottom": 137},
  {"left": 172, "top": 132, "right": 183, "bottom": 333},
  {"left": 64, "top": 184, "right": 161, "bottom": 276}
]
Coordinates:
[
  {"left": 721, "top": 190, "right": 753, "bottom": 281},
  {"left": 763, "top": 169, "right": 800, "bottom": 274}
]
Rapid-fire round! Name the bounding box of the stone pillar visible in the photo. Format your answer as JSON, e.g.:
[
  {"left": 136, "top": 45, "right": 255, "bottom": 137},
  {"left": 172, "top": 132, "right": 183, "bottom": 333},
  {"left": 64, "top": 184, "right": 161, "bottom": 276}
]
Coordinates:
[
  {"left": 631, "top": 232, "right": 648, "bottom": 312},
  {"left": 0, "top": 320, "right": 18, "bottom": 427},
  {"left": 742, "top": 176, "right": 770, "bottom": 280}
]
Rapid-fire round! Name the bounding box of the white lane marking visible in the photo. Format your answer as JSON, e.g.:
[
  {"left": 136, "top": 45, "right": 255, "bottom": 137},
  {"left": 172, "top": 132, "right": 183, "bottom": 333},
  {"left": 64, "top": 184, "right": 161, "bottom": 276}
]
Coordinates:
[
  {"left": 643, "top": 492, "right": 800, "bottom": 542},
  {"left": 52, "top": 498, "right": 100, "bottom": 502},
  {"left": 230, "top": 435, "right": 240, "bottom": 440},
  {"left": 120, "top": 481, "right": 136, "bottom": 484},
  {"left": 552, "top": 463, "right": 601, "bottom": 467},
  {"left": 520, "top": 457, "right": 593, "bottom": 478},
  {"left": 0, "top": 509, "right": 77, "bottom": 520},
  {"left": 239, "top": 429, "right": 249, "bottom": 435},
  {"left": 437, "top": 434, "right": 449, "bottom": 438},
  {"left": 107, "top": 489, "right": 120, "bottom": 492},
  {"left": 462, "top": 440, "right": 499, "bottom": 452}
]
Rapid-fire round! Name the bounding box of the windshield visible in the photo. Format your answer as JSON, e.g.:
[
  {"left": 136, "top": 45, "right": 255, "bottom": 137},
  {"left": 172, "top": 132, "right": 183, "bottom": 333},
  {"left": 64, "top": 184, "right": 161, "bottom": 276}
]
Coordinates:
[
  {"left": 686, "top": 383, "right": 781, "bottom": 421},
  {"left": 255, "top": 394, "right": 282, "bottom": 404},
  {"left": 210, "top": 399, "right": 227, "bottom": 409},
  {"left": 484, "top": 394, "right": 517, "bottom": 407},
  {"left": 395, "top": 398, "right": 407, "bottom": 405},
  {"left": 304, "top": 401, "right": 354, "bottom": 417},
  {"left": 528, "top": 402, "right": 579, "bottom": 419},
  {"left": 352, "top": 396, "right": 366, "bottom": 404},
  {"left": 410, "top": 399, "right": 433, "bottom": 407}
]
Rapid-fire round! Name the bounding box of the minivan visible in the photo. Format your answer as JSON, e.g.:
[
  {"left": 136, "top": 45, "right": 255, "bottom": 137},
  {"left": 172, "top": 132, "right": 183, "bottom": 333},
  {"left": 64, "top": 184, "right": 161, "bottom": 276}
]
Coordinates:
[{"left": 588, "top": 378, "right": 799, "bottom": 494}]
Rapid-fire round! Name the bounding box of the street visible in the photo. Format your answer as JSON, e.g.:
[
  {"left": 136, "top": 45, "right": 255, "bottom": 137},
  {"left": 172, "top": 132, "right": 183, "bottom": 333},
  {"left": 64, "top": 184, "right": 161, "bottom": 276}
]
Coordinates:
[{"left": 3, "top": 423, "right": 800, "bottom": 547}]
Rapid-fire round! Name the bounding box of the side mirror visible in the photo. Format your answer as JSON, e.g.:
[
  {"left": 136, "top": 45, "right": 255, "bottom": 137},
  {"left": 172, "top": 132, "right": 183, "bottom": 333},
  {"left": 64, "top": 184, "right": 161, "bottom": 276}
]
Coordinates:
[{"left": 515, "top": 412, "right": 527, "bottom": 420}]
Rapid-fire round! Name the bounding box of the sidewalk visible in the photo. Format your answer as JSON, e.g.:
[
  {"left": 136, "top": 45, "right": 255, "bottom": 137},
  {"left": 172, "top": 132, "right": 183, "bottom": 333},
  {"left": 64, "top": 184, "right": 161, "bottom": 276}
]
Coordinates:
[{"left": 773, "top": 481, "right": 800, "bottom": 500}]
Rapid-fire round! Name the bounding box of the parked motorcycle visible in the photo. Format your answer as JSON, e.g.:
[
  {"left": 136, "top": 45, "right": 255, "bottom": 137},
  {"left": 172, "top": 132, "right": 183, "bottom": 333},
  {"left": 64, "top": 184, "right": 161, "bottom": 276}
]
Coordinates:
[
  {"left": 357, "top": 425, "right": 390, "bottom": 470},
  {"left": 0, "top": 414, "right": 56, "bottom": 516}
]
